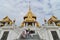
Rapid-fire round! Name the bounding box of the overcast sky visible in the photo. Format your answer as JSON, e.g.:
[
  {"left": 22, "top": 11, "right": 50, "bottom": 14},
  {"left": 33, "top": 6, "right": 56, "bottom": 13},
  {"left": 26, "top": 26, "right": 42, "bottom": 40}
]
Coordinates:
[{"left": 0, "top": 0, "right": 60, "bottom": 26}]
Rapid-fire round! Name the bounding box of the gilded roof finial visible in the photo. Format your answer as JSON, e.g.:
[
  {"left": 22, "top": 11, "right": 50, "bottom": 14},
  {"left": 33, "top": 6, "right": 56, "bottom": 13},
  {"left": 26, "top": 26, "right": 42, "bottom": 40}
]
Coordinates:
[
  {"left": 24, "top": 0, "right": 36, "bottom": 18},
  {"left": 28, "top": 0, "right": 31, "bottom": 11}
]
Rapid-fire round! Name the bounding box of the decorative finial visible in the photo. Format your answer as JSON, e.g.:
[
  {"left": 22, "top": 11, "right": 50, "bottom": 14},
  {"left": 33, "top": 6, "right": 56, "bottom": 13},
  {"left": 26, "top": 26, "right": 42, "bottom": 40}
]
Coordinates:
[{"left": 28, "top": 0, "right": 31, "bottom": 11}]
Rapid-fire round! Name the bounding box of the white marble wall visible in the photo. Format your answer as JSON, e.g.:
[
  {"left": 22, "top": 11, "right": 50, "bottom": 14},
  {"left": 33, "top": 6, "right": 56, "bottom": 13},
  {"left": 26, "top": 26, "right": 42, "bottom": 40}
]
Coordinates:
[{"left": 0, "top": 26, "right": 60, "bottom": 40}]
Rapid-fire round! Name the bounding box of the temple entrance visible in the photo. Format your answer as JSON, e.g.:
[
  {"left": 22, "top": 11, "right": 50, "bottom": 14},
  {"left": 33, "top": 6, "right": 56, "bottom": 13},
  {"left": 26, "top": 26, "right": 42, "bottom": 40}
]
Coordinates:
[
  {"left": 28, "top": 22, "right": 32, "bottom": 26},
  {"left": 16, "top": 29, "right": 41, "bottom": 40},
  {"left": 25, "top": 22, "right": 35, "bottom": 26}
]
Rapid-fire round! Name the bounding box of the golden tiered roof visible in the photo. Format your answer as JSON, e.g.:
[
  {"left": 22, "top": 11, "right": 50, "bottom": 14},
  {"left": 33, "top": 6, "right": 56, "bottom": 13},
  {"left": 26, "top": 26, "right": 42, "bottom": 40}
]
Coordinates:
[
  {"left": 24, "top": 7, "right": 36, "bottom": 18},
  {"left": 0, "top": 16, "right": 13, "bottom": 26},
  {"left": 48, "top": 16, "right": 57, "bottom": 22},
  {"left": 50, "top": 16, "right": 57, "bottom": 21},
  {"left": 24, "top": 7, "right": 36, "bottom": 22},
  {"left": 48, "top": 15, "right": 60, "bottom": 26},
  {"left": 21, "top": 6, "right": 40, "bottom": 27},
  {"left": 2, "top": 16, "right": 12, "bottom": 22}
]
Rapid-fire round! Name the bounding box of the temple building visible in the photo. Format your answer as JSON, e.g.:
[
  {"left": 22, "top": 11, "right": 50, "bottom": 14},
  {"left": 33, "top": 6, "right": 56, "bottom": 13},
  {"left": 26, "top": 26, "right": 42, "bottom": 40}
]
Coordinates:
[
  {"left": 48, "top": 15, "right": 60, "bottom": 26},
  {"left": 0, "top": 1, "right": 60, "bottom": 40},
  {"left": 21, "top": 7, "right": 40, "bottom": 27},
  {"left": 0, "top": 16, "right": 13, "bottom": 26},
  {"left": 0, "top": 11, "right": 60, "bottom": 40}
]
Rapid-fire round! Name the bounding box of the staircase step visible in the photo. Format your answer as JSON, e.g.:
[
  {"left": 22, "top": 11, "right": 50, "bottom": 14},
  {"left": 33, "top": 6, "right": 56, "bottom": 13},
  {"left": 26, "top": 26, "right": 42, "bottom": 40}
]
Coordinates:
[{"left": 16, "top": 34, "right": 41, "bottom": 40}]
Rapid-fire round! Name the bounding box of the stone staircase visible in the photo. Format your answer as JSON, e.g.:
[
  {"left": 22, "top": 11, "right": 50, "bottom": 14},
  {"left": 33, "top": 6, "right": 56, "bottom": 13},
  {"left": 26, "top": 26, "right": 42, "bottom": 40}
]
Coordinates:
[{"left": 16, "top": 34, "right": 43, "bottom": 40}]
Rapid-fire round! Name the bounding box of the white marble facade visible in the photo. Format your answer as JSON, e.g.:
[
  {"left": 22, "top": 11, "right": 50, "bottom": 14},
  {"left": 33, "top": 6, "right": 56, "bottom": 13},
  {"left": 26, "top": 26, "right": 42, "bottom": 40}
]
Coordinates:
[{"left": 0, "top": 25, "right": 60, "bottom": 40}]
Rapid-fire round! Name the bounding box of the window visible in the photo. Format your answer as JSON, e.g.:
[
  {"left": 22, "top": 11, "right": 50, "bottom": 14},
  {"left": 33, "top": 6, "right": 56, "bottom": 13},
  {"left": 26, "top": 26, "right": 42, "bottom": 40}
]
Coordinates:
[
  {"left": 51, "top": 31, "right": 59, "bottom": 40},
  {"left": 1, "top": 31, "right": 9, "bottom": 40}
]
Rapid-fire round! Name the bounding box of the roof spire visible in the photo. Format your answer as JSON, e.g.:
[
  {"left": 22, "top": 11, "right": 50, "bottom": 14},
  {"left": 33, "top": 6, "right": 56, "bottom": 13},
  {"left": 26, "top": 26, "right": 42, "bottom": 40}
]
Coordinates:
[{"left": 28, "top": 0, "right": 31, "bottom": 11}]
